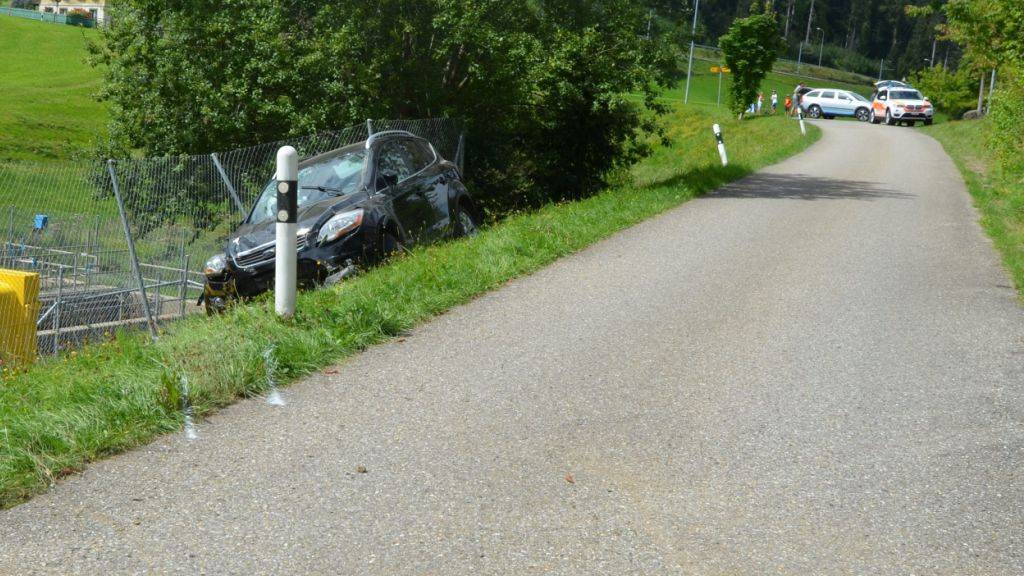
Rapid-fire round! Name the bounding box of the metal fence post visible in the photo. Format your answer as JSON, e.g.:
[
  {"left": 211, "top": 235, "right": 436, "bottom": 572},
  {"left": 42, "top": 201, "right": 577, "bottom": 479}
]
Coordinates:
[
  {"left": 455, "top": 133, "right": 466, "bottom": 174},
  {"left": 107, "top": 159, "right": 159, "bottom": 342},
  {"left": 53, "top": 266, "right": 63, "bottom": 357},
  {"left": 179, "top": 255, "right": 190, "bottom": 318},
  {"left": 366, "top": 119, "right": 375, "bottom": 136},
  {"left": 210, "top": 152, "right": 247, "bottom": 216},
  {"left": 4, "top": 205, "right": 14, "bottom": 267}
]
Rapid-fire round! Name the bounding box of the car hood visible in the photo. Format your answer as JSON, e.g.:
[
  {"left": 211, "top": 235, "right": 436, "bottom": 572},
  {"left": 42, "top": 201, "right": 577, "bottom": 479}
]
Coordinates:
[
  {"left": 229, "top": 194, "right": 364, "bottom": 255},
  {"left": 891, "top": 99, "right": 931, "bottom": 106}
]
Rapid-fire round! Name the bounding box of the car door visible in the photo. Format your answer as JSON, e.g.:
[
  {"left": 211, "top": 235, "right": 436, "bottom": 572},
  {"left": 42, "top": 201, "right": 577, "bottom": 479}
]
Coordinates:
[
  {"left": 819, "top": 91, "right": 837, "bottom": 115},
  {"left": 374, "top": 139, "right": 431, "bottom": 244},
  {"left": 873, "top": 90, "right": 888, "bottom": 117},
  {"left": 835, "top": 92, "right": 855, "bottom": 115},
  {"left": 405, "top": 139, "right": 451, "bottom": 240}
]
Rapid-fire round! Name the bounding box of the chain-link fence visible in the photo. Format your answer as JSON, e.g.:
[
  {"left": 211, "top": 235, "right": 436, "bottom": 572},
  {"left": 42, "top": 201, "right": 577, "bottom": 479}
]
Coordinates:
[{"left": 0, "top": 118, "right": 463, "bottom": 365}]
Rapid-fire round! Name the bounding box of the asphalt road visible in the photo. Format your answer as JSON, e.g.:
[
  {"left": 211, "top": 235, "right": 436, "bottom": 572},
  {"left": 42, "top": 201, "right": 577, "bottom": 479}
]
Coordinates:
[{"left": 2, "top": 120, "right": 1022, "bottom": 575}]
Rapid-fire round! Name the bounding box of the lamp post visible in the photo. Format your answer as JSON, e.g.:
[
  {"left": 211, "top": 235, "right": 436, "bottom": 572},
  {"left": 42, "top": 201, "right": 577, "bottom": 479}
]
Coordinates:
[
  {"left": 816, "top": 27, "right": 824, "bottom": 67},
  {"left": 683, "top": 0, "right": 701, "bottom": 104}
]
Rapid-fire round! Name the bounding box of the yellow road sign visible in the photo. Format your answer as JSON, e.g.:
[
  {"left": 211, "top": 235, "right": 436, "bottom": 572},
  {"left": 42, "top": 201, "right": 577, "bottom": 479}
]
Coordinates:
[{"left": 711, "top": 66, "right": 731, "bottom": 73}]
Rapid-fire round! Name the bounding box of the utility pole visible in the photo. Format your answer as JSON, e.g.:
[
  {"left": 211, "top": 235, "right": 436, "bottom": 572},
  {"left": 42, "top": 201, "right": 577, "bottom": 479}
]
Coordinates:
[
  {"left": 783, "top": 0, "right": 794, "bottom": 39},
  {"left": 684, "top": 0, "right": 701, "bottom": 105},
  {"left": 797, "top": 0, "right": 815, "bottom": 73},
  {"left": 977, "top": 74, "right": 985, "bottom": 114},
  {"left": 930, "top": 38, "right": 937, "bottom": 67},
  {"left": 987, "top": 68, "right": 996, "bottom": 112},
  {"left": 816, "top": 27, "right": 825, "bottom": 67}
]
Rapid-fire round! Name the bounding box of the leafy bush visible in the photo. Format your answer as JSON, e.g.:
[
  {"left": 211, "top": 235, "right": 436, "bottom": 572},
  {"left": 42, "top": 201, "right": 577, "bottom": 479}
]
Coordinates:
[
  {"left": 91, "top": 0, "right": 678, "bottom": 215},
  {"left": 987, "top": 65, "right": 1024, "bottom": 175},
  {"left": 909, "top": 65, "right": 977, "bottom": 118}
]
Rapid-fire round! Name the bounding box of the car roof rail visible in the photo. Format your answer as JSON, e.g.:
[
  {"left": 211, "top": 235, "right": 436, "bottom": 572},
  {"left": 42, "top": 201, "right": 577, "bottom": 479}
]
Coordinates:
[{"left": 365, "top": 130, "right": 417, "bottom": 149}]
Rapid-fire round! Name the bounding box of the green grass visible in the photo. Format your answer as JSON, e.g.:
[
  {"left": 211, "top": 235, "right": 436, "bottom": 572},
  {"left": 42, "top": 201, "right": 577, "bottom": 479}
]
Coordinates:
[
  {"left": 0, "top": 15, "right": 106, "bottom": 163},
  {"left": 0, "top": 107, "right": 821, "bottom": 508},
  {"left": 923, "top": 119, "right": 1024, "bottom": 298}
]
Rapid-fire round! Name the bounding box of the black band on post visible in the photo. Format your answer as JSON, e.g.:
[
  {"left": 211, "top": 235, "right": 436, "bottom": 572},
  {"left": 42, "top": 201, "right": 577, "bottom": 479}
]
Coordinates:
[{"left": 276, "top": 180, "right": 298, "bottom": 224}]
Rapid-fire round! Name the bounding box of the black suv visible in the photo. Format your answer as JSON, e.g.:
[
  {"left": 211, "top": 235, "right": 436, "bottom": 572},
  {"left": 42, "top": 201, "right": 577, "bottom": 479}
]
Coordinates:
[{"left": 201, "top": 131, "right": 479, "bottom": 313}]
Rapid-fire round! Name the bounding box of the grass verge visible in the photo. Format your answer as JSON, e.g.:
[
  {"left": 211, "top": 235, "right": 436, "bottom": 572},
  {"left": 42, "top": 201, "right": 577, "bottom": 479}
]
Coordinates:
[
  {"left": 0, "top": 15, "right": 105, "bottom": 162},
  {"left": 0, "top": 107, "right": 820, "bottom": 508},
  {"left": 923, "top": 119, "right": 1024, "bottom": 297}
]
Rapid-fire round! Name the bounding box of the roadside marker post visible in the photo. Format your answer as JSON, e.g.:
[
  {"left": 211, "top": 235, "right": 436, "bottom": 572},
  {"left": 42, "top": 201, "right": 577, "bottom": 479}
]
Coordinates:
[
  {"left": 797, "top": 107, "right": 807, "bottom": 136},
  {"left": 275, "top": 146, "right": 298, "bottom": 319},
  {"left": 712, "top": 124, "right": 728, "bottom": 167}
]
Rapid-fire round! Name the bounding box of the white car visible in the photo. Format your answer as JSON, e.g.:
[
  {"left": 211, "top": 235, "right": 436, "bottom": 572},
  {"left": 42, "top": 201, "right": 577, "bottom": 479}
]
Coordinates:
[
  {"left": 869, "top": 87, "right": 934, "bottom": 126},
  {"left": 799, "top": 88, "right": 872, "bottom": 121}
]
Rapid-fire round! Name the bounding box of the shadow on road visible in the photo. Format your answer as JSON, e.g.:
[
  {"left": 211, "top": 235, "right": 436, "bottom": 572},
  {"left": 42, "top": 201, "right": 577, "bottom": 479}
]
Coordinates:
[{"left": 709, "top": 173, "right": 913, "bottom": 201}]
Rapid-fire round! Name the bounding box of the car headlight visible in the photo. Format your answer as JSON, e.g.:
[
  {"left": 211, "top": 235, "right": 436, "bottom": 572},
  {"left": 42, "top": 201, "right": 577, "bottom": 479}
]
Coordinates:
[
  {"left": 317, "top": 209, "right": 364, "bottom": 245},
  {"left": 204, "top": 253, "right": 227, "bottom": 277}
]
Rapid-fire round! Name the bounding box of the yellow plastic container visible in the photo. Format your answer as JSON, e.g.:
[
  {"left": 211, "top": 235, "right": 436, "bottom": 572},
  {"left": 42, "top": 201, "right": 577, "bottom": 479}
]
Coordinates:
[{"left": 0, "top": 269, "right": 40, "bottom": 368}]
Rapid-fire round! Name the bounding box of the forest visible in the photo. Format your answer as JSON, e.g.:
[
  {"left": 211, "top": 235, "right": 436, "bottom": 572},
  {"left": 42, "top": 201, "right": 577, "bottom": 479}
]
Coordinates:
[{"left": 644, "top": 0, "right": 956, "bottom": 79}]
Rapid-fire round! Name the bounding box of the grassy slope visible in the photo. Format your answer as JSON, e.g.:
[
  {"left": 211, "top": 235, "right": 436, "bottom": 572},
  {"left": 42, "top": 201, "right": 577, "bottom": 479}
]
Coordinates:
[
  {"left": 666, "top": 68, "right": 872, "bottom": 107},
  {"left": 0, "top": 108, "right": 821, "bottom": 508},
  {"left": 923, "top": 119, "right": 1024, "bottom": 297},
  {"left": 0, "top": 15, "right": 105, "bottom": 162}
]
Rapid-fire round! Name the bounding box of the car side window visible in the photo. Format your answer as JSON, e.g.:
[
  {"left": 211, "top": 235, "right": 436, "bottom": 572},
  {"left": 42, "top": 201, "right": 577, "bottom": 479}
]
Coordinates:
[
  {"left": 878, "top": 90, "right": 888, "bottom": 101},
  {"left": 821, "top": 91, "right": 835, "bottom": 99},
  {"left": 837, "top": 93, "right": 851, "bottom": 101},
  {"left": 406, "top": 140, "right": 436, "bottom": 174},
  {"left": 806, "top": 90, "right": 820, "bottom": 98},
  {"left": 376, "top": 141, "right": 415, "bottom": 190}
]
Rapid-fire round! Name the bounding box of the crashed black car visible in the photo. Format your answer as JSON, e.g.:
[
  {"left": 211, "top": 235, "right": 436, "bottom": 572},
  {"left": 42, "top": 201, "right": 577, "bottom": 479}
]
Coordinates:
[{"left": 201, "top": 130, "right": 479, "bottom": 313}]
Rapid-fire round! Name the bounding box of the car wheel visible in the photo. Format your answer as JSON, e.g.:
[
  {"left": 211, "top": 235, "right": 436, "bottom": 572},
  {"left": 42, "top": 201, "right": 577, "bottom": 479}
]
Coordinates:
[
  {"left": 924, "top": 118, "right": 933, "bottom": 126},
  {"left": 885, "top": 109, "right": 895, "bottom": 125},
  {"left": 808, "top": 105, "right": 822, "bottom": 119},
  {"left": 869, "top": 109, "right": 880, "bottom": 124},
  {"left": 855, "top": 107, "right": 870, "bottom": 122},
  {"left": 454, "top": 203, "right": 479, "bottom": 238},
  {"left": 377, "top": 228, "right": 404, "bottom": 262}
]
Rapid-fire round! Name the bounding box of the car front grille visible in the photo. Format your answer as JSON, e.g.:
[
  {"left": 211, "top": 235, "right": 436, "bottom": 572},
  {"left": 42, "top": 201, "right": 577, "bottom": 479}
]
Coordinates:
[{"left": 233, "top": 235, "right": 309, "bottom": 268}]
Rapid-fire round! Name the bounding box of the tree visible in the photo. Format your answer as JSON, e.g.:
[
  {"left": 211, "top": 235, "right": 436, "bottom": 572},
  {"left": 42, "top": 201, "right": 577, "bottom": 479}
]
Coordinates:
[
  {"left": 718, "top": 1, "right": 785, "bottom": 118},
  {"left": 91, "top": 0, "right": 677, "bottom": 212}
]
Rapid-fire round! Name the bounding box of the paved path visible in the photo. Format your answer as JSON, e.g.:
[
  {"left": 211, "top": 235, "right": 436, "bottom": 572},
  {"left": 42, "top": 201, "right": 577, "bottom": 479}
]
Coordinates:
[{"left": 2, "top": 121, "right": 1022, "bottom": 575}]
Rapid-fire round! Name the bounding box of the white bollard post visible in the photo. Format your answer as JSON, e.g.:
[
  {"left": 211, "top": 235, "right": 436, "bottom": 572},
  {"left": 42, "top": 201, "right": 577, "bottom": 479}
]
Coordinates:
[
  {"left": 275, "top": 146, "right": 298, "bottom": 319},
  {"left": 712, "top": 124, "right": 728, "bottom": 167},
  {"left": 798, "top": 107, "right": 807, "bottom": 136}
]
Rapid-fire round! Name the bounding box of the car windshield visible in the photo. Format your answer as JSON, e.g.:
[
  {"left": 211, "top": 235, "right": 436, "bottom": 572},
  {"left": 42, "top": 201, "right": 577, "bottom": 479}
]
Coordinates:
[
  {"left": 891, "top": 90, "right": 923, "bottom": 100},
  {"left": 249, "top": 150, "right": 367, "bottom": 224}
]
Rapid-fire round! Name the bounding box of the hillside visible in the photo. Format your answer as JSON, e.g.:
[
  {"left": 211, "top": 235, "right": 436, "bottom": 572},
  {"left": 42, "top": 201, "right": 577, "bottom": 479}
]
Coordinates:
[{"left": 0, "top": 15, "right": 106, "bottom": 162}]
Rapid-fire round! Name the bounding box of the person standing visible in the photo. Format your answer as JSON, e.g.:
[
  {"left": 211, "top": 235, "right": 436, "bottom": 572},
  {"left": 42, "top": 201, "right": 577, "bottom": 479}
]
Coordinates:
[
  {"left": 792, "top": 83, "right": 806, "bottom": 117},
  {"left": 770, "top": 90, "right": 779, "bottom": 114},
  {"left": 756, "top": 92, "right": 764, "bottom": 115}
]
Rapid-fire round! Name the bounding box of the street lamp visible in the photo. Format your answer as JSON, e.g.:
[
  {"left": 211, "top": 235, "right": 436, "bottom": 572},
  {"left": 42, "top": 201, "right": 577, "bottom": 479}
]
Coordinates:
[{"left": 816, "top": 27, "right": 825, "bottom": 67}]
